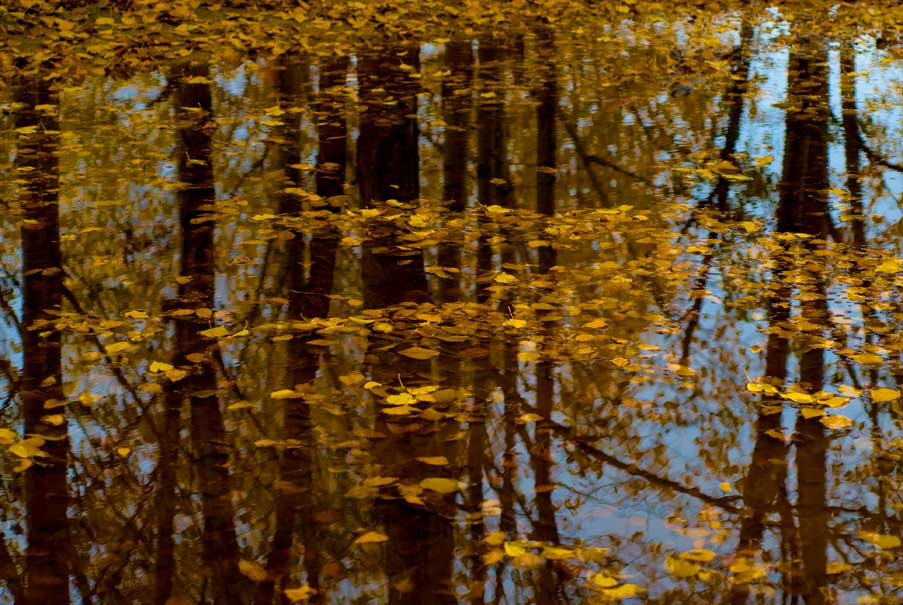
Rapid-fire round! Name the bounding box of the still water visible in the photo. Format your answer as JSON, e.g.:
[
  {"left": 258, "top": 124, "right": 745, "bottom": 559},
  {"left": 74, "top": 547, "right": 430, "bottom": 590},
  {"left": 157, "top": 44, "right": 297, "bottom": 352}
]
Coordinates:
[{"left": 2, "top": 2, "right": 903, "bottom": 604}]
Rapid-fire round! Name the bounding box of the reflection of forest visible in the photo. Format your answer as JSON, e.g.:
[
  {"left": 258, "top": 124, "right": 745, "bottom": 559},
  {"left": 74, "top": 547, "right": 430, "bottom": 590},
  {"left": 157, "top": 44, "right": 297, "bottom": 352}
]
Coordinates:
[{"left": 3, "top": 5, "right": 903, "bottom": 605}]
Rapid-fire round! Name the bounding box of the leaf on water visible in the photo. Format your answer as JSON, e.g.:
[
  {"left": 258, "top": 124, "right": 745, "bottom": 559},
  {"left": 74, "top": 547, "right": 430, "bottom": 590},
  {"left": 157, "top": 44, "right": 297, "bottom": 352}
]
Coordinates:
[
  {"left": 870, "top": 387, "right": 900, "bottom": 403},
  {"left": 782, "top": 391, "right": 814, "bottom": 404},
  {"left": 820, "top": 415, "right": 853, "bottom": 430},
  {"left": 503, "top": 318, "right": 527, "bottom": 328},
  {"left": 680, "top": 549, "right": 716, "bottom": 563},
  {"left": 851, "top": 352, "right": 884, "bottom": 365},
  {"left": 590, "top": 573, "right": 618, "bottom": 588},
  {"left": 238, "top": 559, "right": 269, "bottom": 582},
  {"left": 665, "top": 555, "right": 700, "bottom": 578},
  {"left": 542, "top": 546, "right": 576, "bottom": 560},
  {"left": 382, "top": 405, "right": 416, "bottom": 416},
  {"left": 270, "top": 389, "right": 304, "bottom": 399},
  {"left": 149, "top": 361, "right": 174, "bottom": 373},
  {"left": 494, "top": 272, "right": 518, "bottom": 284},
  {"left": 199, "top": 325, "right": 229, "bottom": 338},
  {"left": 800, "top": 408, "right": 825, "bottom": 419},
  {"left": 362, "top": 476, "right": 398, "bottom": 487},
  {"left": 353, "top": 531, "right": 388, "bottom": 545},
  {"left": 0, "top": 429, "right": 17, "bottom": 444},
  {"left": 483, "top": 550, "right": 505, "bottom": 565},
  {"left": 485, "top": 531, "right": 506, "bottom": 546},
  {"left": 600, "top": 584, "right": 645, "bottom": 599},
  {"left": 826, "top": 561, "right": 852, "bottom": 575},
  {"left": 398, "top": 347, "right": 439, "bottom": 360},
  {"left": 511, "top": 553, "right": 545, "bottom": 569},
  {"left": 859, "top": 531, "right": 901, "bottom": 549},
  {"left": 517, "top": 413, "right": 543, "bottom": 423},
  {"left": 124, "top": 309, "right": 149, "bottom": 319},
  {"left": 284, "top": 585, "right": 316, "bottom": 602},
  {"left": 875, "top": 258, "right": 902, "bottom": 273},
  {"left": 41, "top": 414, "right": 65, "bottom": 426},
  {"left": 386, "top": 393, "right": 417, "bottom": 406},
  {"left": 719, "top": 482, "right": 733, "bottom": 493},
  {"left": 105, "top": 341, "right": 135, "bottom": 355},
  {"left": 419, "top": 477, "right": 461, "bottom": 494},
  {"left": 415, "top": 456, "right": 449, "bottom": 466}
]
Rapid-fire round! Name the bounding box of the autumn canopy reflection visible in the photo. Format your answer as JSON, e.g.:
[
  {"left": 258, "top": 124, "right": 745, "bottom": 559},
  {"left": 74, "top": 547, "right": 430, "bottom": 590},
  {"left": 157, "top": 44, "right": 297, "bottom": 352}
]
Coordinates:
[{"left": 3, "top": 2, "right": 903, "bottom": 604}]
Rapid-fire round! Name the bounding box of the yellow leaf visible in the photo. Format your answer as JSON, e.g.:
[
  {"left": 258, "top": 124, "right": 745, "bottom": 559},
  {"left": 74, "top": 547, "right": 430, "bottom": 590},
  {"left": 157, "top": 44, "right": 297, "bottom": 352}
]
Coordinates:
[
  {"left": 503, "top": 318, "right": 527, "bottom": 329},
  {"left": 105, "top": 341, "right": 135, "bottom": 355},
  {"left": 871, "top": 387, "right": 900, "bottom": 403},
  {"left": 124, "top": 310, "right": 149, "bottom": 319},
  {"left": 238, "top": 559, "right": 268, "bottom": 582},
  {"left": 820, "top": 415, "right": 853, "bottom": 430},
  {"left": 504, "top": 541, "right": 527, "bottom": 557},
  {"left": 800, "top": 408, "right": 825, "bottom": 419},
  {"left": 485, "top": 531, "right": 506, "bottom": 546},
  {"left": 665, "top": 556, "right": 700, "bottom": 578},
  {"left": 419, "top": 477, "right": 460, "bottom": 494},
  {"left": 541, "top": 546, "right": 576, "bottom": 560},
  {"left": 200, "top": 325, "right": 229, "bottom": 338},
  {"left": 680, "top": 549, "right": 716, "bottom": 563},
  {"left": 116, "top": 447, "right": 131, "bottom": 457},
  {"left": 591, "top": 573, "right": 618, "bottom": 588},
  {"left": 875, "top": 258, "right": 902, "bottom": 273},
  {"left": 718, "top": 482, "right": 733, "bottom": 493},
  {"left": 165, "top": 369, "right": 188, "bottom": 382},
  {"left": 354, "top": 531, "right": 389, "bottom": 545},
  {"left": 860, "top": 531, "right": 901, "bottom": 549},
  {"left": 782, "top": 391, "right": 815, "bottom": 404},
  {"left": 494, "top": 272, "right": 518, "bottom": 284},
  {"left": 739, "top": 221, "right": 760, "bottom": 233},
  {"left": 227, "top": 401, "right": 254, "bottom": 410},
  {"left": 382, "top": 405, "right": 416, "bottom": 416},
  {"left": 600, "top": 584, "right": 644, "bottom": 599},
  {"left": 512, "top": 553, "right": 545, "bottom": 569},
  {"left": 41, "top": 414, "right": 65, "bottom": 426},
  {"left": 0, "top": 429, "right": 16, "bottom": 445},
  {"left": 149, "top": 361, "right": 174, "bottom": 373},
  {"left": 362, "top": 476, "right": 398, "bottom": 487},
  {"left": 482, "top": 550, "right": 505, "bottom": 565},
  {"left": 827, "top": 561, "right": 852, "bottom": 575},
  {"left": 583, "top": 318, "right": 609, "bottom": 329},
  {"left": 517, "top": 413, "right": 543, "bottom": 423},
  {"left": 284, "top": 585, "right": 316, "bottom": 602},
  {"left": 398, "top": 347, "right": 439, "bottom": 360},
  {"left": 271, "top": 389, "right": 304, "bottom": 399},
  {"left": 415, "top": 456, "right": 449, "bottom": 466},
  {"left": 386, "top": 393, "right": 417, "bottom": 406},
  {"left": 851, "top": 353, "right": 884, "bottom": 365},
  {"left": 10, "top": 437, "right": 45, "bottom": 459}
]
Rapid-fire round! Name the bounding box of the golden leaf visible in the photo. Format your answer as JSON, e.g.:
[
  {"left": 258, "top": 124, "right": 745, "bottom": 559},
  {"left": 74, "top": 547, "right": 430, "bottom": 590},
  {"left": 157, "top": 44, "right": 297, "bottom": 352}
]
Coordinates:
[
  {"left": 398, "top": 347, "right": 439, "bottom": 360},
  {"left": 665, "top": 556, "right": 700, "bottom": 578},
  {"left": 820, "top": 415, "right": 853, "bottom": 430},
  {"left": 353, "top": 531, "right": 389, "bottom": 545},
  {"left": 871, "top": 387, "right": 900, "bottom": 403},
  {"left": 419, "top": 477, "right": 461, "bottom": 494},
  {"left": 415, "top": 456, "right": 449, "bottom": 466}
]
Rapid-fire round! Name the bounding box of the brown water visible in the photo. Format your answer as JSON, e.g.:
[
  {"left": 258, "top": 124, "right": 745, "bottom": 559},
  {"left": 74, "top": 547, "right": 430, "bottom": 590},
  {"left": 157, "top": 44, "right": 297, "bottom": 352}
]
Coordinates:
[{"left": 3, "top": 2, "right": 903, "bottom": 604}]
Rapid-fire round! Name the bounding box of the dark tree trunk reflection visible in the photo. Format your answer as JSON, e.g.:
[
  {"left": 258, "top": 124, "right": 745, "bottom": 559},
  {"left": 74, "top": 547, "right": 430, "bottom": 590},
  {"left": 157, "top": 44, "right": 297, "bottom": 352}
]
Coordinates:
[
  {"left": 168, "top": 62, "right": 246, "bottom": 605},
  {"left": 16, "top": 71, "right": 69, "bottom": 605}
]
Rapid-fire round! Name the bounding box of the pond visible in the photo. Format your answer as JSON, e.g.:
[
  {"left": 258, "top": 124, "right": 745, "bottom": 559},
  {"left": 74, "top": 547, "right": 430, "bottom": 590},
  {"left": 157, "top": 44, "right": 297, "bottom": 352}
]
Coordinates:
[{"left": 2, "top": 2, "right": 903, "bottom": 604}]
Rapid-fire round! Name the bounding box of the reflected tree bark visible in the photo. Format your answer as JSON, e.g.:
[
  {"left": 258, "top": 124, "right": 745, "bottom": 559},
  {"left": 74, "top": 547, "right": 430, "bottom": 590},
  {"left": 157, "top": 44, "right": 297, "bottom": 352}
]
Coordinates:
[
  {"left": 357, "top": 40, "right": 455, "bottom": 605},
  {"left": 780, "top": 34, "right": 831, "bottom": 605},
  {"left": 167, "top": 62, "right": 246, "bottom": 605},
  {"left": 254, "top": 53, "right": 348, "bottom": 605},
  {"left": 16, "top": 72, "right": 69, "bottom": 605}
]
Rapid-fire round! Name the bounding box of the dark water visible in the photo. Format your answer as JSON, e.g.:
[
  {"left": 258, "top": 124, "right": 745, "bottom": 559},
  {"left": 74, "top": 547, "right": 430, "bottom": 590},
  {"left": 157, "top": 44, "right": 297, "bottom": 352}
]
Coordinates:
[{"left": 3, "top": 3, "right": 903, "bottom": 604}]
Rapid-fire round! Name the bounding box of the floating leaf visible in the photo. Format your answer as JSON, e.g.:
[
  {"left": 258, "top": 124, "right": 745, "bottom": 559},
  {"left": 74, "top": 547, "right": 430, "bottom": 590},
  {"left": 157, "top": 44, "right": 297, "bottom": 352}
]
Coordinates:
[
  {"left": 271, "top": 389, "right": 304, "bottom": 399},
  {"left": 0, "top": 429, "right": 16, "bottom": 444},
  {"left": 494, "top": 272, "right": 518, "bottom": 284},
  {"left": 504, "top": 541, "right": 527, "bottom": 557},
  {"left": 353, "top": 531, "right": 389, "bottom": 545},
  {"left": 105, "top": 341, "right": 135, "bottom": 355},
  {"left": 591, "top": 573, "right": 618, "bottom": 588},
  {"left": 859, "top": 531, "right": 901, "bottom": 549},
  {"left": 284, "top": 585, "right": 316, "bottom": 602},
  {"left": 124, "top": 310, "right": 149, "bottom": 319},
  {"left": 821, "top": 415, "right": 853, "bottom": 430},
  {"left": 200, "top": 325, "right": 229, "bottom": 338},
  {"left": 517, "top": 413, "right": 543, "bottom": 423},
  {"left": 149, "top": 361, "right": 173, "bottom": 373},
  {"left": 238, "top": 559, "right": 268, "bottom": 582},
  {"left": 871, "top": 387, "right": 900, "bottom": 403},
  {"left": 680, "top": 549, "right": 716, "bottom": 563},
  {"left": 398, "top": 347, "right": 439, "bottom": 360},
  {"left": 483, "top": 550, "right": 505, "bottom": 565},
  {"left": 665, "top": 555, "right": 700, "bottom": 578},
  {"left": 600, "top": 584, "right": 644, "bottom": 599},
  {"left": 419, "top": 477, "right": 460, "bottom": 494},
  {"left": 415, "top": 456, "right": 449, "bottom": 466}
]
